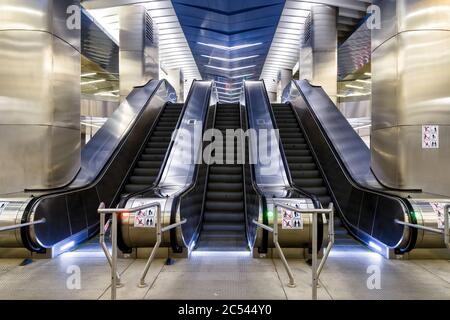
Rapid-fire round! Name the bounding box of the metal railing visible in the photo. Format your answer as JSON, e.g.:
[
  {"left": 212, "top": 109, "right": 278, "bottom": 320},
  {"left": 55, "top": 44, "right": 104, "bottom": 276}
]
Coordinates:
[
  {"left": 98, "top": 202, "right": 186, "bottom": 300},
  {"left": 253, "top": 202, "right": 334, "bottom": 300},
  {"left": 395, "top": 204, "right": 450, "bottom": 249},
  {"left": 0, "top": 218, "right": 46, "bottom": 233}
]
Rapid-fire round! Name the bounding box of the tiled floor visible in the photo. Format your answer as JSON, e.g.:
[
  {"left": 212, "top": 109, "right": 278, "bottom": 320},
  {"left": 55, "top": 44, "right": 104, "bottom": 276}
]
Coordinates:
[{"left": 0, "top": 242, "right": 449, "bottom": 300}]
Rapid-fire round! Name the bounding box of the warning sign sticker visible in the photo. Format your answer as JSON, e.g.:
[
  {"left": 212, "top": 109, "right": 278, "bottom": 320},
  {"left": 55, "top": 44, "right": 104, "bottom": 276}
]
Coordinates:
[
  {"left": 131, "top": 200, "right": 157, "bottom": 228},
  {"left": 422, "top": 125, "right": 439, "bottom": 149},
  {"left": 430, "top": 202, "right": 447, "bottom": 230},
  {"left": 0, "top": 202, "right": 8, "bottom": 215},
  {"left": 281, "top": 203, "right": 303, "bottom": 230}
]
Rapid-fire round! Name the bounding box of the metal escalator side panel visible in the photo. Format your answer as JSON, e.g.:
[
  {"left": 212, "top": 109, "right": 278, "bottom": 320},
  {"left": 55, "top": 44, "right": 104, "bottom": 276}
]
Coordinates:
[
  {"left": 284, "top": 80, "right": 412, "bottom": 251},
  {"left": 159, "top": 81, "right": 213, "bottom": 192},
  {"left": 28, "top": 80, "right": 175, "bottom": 250},
  {"left": 243, "top": 81, "right": 290, "bottom": 191},
  {"left": 175, "top": 104, "right": 217, "bottom": 251}
]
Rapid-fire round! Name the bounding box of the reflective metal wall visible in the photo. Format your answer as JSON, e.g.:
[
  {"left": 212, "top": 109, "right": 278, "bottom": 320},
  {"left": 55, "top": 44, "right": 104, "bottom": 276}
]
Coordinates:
[
  {"left": 372, "top": 0, "right": 450, "bottom": 196},
  {"left": 299, "top": 5, "right": 338, "bottom": 103},
  {"left": 0, "top": 0, "right": 81, "bottom": 194},
  {"left": 119, "top": 5, "right": 159, "bottom": 100}
]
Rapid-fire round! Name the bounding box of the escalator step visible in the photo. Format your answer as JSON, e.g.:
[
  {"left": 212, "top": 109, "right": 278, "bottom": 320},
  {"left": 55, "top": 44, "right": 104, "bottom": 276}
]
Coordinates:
[
  {"left": 208, "top": 174, "right": 242, "bottom": 183},
  {"left": 293, "top": 178, "right": 324, "bottom": 188},
  {"left": 140, "top": 154, "right": 165, "bottom": 161},
  {"left": 203, "top": 212, "right": 245, "bottom": 223},
  {"left": 129, "top": 176, "right": 157, "bottom": 184},
  {"left": 207, "top": 182, "right": 243, "bottom": 191},
  {"left": 206, "top": 191, "right": 243, "bottom": 201},
  {"left": 202, "top": 223, "right": 245, "bottom": 232},
  {"left": 133, "top": 168, "right": 160, "bottom": 176},
  {"left": 205, "top": 201, "right": 244, "bottom": 212}
]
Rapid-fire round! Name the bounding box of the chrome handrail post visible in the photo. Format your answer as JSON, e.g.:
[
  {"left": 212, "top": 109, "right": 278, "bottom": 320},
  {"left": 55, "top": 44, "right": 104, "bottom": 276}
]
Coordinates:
[
  {"left": 445, "top": 204, "right": 449, "bottom": 249},
  {"left": 273, "top": 204, "right": 296, "bottom": 288},
  {"left": 312, "top": 210, "right": 318, "bottom": 300},
  {"left": 111, "top": 211, "right": 118, "bottom": 300},
  {"left": 138, "top": 203, "right": 162, "bottom": 288}
]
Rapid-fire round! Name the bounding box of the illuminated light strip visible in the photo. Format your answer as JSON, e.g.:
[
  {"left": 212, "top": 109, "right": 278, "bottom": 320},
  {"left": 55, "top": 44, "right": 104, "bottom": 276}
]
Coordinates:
[
  {"left": 216, "top": 87, "right": 241, "bottom": 91},
  {"left": 205, "top": 65, "right": 256, "bottom": 72},
  {"left": 81, "top": 72, "right": 97, "bottom": 77},
  {"left": 356, "top": 79, "right": 371, "bottom": 84},
  {"left": 368, "top": 241, "right": 382, "bottom": 252},
  {"left": 215, "top": 81, "right": 243, "bottom": 86},
  {"left": 230, "top": 73, "right": 254, "bottom": 79},
  {"left": 81, "top": 79, "right": 106, "bottom": 85},
  {"left": 198, "top": 42, "right": 262, "bottom": 51},
  {"left": 364, "top": 72, "right": 372, "bottom": 76},
  {"left": 201, "top": 55, "right": 259, "bottom": 62},
  {"left": 218, "top": 92, "right": 241, "bottom": 96},
  {"left": 345, "top": 84, "right": 364, "bottom": 90}
]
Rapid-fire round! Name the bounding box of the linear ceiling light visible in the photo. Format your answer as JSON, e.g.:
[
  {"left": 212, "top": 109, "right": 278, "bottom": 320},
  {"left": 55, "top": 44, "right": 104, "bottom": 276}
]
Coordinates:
[
  {"left": 356, "top": 79, "right": 371, "bottom": 84},
  {"left": 345, "top": 84, "right": 364, "bottom": 90},
  {"left": 218, "top": 92, "right": 241, "bottom": 96},
  {"left": 81, "top": 72, "right": 97, "bottom": 77},
  {"left": 198, "top": 42, "right": 262, "bottom": 51},
  {"left": 81, "top": 79, "right": 106, "bottom": 85},
  {"left": 205, "top": 65, "right": 256, "bottom": 72},
  {"left": 215, "top": 81, "right": 243, "bottom": 86},
  {"left": 230, "top": 73, "right": 254, "bottom": 79},
  {"left": 201, "top": 55, "right": 259, "bottom": 62},
  {"left": 216, "top": 87, "right": 242, "bottom": 92}
]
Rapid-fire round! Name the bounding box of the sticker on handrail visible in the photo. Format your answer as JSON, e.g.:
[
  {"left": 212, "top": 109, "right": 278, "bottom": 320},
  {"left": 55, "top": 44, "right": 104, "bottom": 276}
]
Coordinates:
[
  {"left": 134, "top": 207, "right": 156, "bottom": 228},
  {"left": 0, "top": 202, "right": 8, "bottom": 215},
  {"left": 281, "top": 203, "right": 303, "bottom": 230}
]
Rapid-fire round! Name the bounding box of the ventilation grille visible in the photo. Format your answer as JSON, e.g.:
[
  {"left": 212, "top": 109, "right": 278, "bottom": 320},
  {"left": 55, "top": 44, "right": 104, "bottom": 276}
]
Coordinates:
[
  {"left": 145, "top": 11, "right": 155, "bottom": 44},
  {"left": 302, "top": 13, "right": 312, "bottom": 45}
]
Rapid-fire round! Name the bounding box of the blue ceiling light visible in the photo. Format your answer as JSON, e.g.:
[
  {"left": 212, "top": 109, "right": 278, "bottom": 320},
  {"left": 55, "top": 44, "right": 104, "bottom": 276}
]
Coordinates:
[
  {"left": 197, "top": 42, "right": 262, "bottom": 51},
  {"left": 201, "top": 55, "right": 259, "bottom": 62},
  {"left": 215, "top": 81, "right": 243, "bottom": 86},
  {"left": 172, "top": 0, "right": 286, "bottom": 101},
  {"left": 205, "top": 65, "right": 256, "bottom": 72}
]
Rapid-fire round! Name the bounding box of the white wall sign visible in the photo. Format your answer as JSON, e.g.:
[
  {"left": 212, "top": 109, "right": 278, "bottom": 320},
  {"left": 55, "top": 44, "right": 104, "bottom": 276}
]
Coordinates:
[
  {"left": 430, "top": 202, "right": 447, "bottom": 229},
  {"left": 422, "top": 125, "right": 439, "bottom": 149},
  {"left": 134, "top": 207, "right": 156, "bottom": 228},
  {"left": 0, "top": 202, "right": 8, "bottom": 215},
  {"left": 281, "top": 203, "right": 303, "bottom": 230}
]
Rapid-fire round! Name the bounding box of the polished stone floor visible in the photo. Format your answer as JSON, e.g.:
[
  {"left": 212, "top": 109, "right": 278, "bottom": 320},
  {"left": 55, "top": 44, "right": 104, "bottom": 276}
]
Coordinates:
[{"left": 0, "top": 241, "right": 449, "bottom": 300}]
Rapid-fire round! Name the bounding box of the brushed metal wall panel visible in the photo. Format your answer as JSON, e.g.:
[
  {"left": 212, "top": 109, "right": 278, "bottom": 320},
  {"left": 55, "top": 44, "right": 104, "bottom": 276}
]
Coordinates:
[
  {"left": 0, "top": 126, "right": 80, "bottom": 194},
  {"left": 0, "top": 1, "right": 51, "bottom": 31},
  {"left": 398, "top": 0, "right": 450, "bottom": 32},
  {"left": 371, "top": 0, "right": 450, "bottom": 195},
  {"left": 0, "top": 0, "right": 80, "bottom": 50},
  {"left": 0, "top": 0, "right": 81, "bottom": 194},
  {"left": 397, "top": 31, "right": 450, "bottom": 126},
  {"left": 372, "top": 126, "right": 450, "bottom": 196},
  {"left": 371, "top": 35, "right": 398, "bottom": 130},
  {"left": 119, "top": 5, "right": 159, "bottom": 99},
  {"left": 372, "top": 0, "right": 397, "bottom": 50}
]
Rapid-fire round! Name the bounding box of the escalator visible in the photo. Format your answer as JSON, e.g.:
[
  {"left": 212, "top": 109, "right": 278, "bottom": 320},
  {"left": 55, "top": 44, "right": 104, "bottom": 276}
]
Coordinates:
[
  {"left": 123, "top": 103, "right": 183, "bottom": 194},
  {"left": 196, "top": 104, "right": 247, "bottom": 251},
  {"left": 272, "top": 103, "right": 356, "bottom": 246},
  {"left": 280, "top": 80, "right": 449, "bottom": 253},
  {"left": 272, "top": 104, "right": 331, "bottom": 206},
  {"left": 0, "top": 80, "right": 177, "bottom": 252}
]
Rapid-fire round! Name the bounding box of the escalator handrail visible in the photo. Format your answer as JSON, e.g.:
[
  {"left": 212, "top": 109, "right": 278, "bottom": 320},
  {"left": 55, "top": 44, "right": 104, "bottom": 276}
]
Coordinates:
[{"left": 290, "top": 80, "right": 417, "bottom": 252}]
